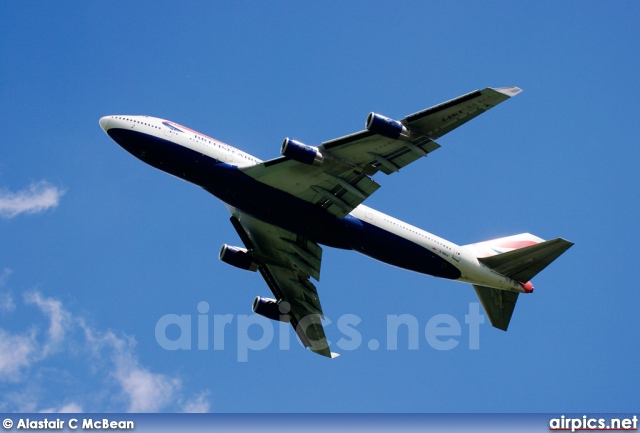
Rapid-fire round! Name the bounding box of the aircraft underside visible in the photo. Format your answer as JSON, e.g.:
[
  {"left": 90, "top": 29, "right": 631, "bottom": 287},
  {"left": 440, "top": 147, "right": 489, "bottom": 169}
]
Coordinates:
[
  {"left": 107, "top": 127, "right": 461, "bottom": 280},
  {"left": 101, "top": 86, "right": 573, "bottom": 357}
]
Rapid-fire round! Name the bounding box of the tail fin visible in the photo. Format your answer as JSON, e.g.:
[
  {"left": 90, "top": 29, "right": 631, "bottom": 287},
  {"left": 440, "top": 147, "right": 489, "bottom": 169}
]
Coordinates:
[
  {"left": 466, "top": 234, "right": 574, "bottom": 331},
  {"left": 463, "top": 233, "right": 544, "bottom": 258}
]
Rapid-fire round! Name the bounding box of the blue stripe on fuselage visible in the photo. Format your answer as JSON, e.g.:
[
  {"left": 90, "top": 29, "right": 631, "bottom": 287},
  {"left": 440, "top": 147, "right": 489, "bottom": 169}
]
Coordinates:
[
  {"left": 344, "top": 216, "right": 461, "bottom": 279},
  {"left": 107, "top": 128, "right": 461, "bottom": 280}
]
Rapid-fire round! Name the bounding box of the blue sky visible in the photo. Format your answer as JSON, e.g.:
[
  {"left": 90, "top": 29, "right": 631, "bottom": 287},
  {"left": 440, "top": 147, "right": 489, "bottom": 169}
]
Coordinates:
[{"left": 1, "top": 1, "right": 639, "bottom": 413}]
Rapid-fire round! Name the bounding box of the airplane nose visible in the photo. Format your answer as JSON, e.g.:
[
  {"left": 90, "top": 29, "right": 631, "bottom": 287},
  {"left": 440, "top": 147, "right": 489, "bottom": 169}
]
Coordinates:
[{"left": 99, "top": 116, "right": 111, "bottom": 132}]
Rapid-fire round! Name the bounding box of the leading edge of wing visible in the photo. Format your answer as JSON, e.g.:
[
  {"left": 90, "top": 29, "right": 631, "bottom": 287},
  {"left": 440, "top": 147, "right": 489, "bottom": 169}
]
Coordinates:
[
  {"left": 403, "top": 87, "right": 522, "bottom": 139},
  {"left": 404, "top": 87, "right": 522, "bottom": 123},
  {"left": 241, "top": 86, "right": 519, "bottom": 220}
]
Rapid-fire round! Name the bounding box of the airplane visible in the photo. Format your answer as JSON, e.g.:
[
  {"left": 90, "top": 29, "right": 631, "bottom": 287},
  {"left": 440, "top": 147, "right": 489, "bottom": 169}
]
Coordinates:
[{"left": 99, "top": 87, "right": 573, "bottom": 358}]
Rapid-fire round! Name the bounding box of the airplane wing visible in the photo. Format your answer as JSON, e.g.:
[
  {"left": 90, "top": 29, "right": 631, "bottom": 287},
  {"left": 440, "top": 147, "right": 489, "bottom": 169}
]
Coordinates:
[
  {"left": 228, "top": 209, "right": 338, "bottom": 358},
  {"left": 242, "top": 87, "right": 521, "bottom": 218}
]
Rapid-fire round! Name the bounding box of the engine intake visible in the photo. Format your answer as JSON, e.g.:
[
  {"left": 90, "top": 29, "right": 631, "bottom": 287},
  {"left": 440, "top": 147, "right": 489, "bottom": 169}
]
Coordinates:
[
  {"left": 252, "top": 297, "right": 291, "bottom": 322},
  {"left": 281, "top": 138, "right": 324, "bottom": 166},
  {"left": 365, "top": 113, "right": 410, "bottom": 140},
  {"left": 219, "top": 244, "right": 258, "bottom": 272}
]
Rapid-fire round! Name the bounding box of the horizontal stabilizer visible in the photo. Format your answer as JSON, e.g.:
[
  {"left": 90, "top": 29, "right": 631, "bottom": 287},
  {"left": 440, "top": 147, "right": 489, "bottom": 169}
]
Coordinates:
[
  {"left": 473, "top": 285, "right": 519, "bottom": 331},
  {"left": 478, "top": 238, "right": 574, "bottom": 283}
]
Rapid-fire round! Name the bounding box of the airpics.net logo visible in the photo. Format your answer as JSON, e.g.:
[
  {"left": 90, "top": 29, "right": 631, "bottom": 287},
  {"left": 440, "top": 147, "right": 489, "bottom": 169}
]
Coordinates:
[
  {"left": 549, "top": 415, "right": 638, "bottom": 432},
  {"left": 154, "top": 302, "right": 486, "bottom": 361}
]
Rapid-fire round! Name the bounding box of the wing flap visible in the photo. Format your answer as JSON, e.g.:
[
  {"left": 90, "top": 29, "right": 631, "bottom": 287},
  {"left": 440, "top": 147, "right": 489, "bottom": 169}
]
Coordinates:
[{"left": 244, "top": 158, "right": 382, "bottom": 218}]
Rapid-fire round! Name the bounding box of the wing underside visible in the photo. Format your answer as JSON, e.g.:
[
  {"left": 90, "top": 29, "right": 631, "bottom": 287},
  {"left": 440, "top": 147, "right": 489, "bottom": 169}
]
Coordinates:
[
  {"left": 228, "top": 210, "right": 337, "bottom": 358},
  {"left": 242, "top": 87, "right": 521, "bottom": 218}
]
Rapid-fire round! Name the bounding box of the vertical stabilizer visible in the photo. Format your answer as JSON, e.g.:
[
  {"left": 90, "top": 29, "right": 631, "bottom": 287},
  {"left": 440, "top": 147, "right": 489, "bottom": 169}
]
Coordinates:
[{"left": 464, "top": 233, "right": 544, "bottom": 258}]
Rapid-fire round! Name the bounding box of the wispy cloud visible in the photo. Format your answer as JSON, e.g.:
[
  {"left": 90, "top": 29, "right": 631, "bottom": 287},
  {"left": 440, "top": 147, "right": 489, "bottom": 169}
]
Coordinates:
[
  {"left": 0, "top": 268, "right": 12, "bottom": 287},
  {"left": 24, "top": 292, "right": 70, "bottom": 355},
  {"left": 0, "top": 329, "right": 38, "bottom": 380},
  {"left": 0, "top": 180, "right": 65, "bottom": 219},
  {"left": 0, "top": 288, "right": 210, "bottom": 412},
  {"left": 181, "top": 391, "right": 211, "bottom": 413},
  {"left": 39, "top": 402, "right": 83, "bottom": 413},
  {"left": 0, "top": 269, "right": 15, "bottom": 313},
  {"left": 0, "top": 293, "right": 15, "bottom": 313},
  {"left": 115, "top": 351, "right": 181, "bottom": 413},
  {"left": 82, "top": 326, "right": 182, "bottom": 413}
]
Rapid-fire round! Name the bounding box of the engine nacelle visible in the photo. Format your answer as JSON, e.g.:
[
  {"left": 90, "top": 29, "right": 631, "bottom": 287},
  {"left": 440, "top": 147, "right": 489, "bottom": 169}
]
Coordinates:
[
  {"left": 219, "top": 244, "right": 258, "bottom": 272},
  {"left": 281, "top": 138, "right": 324, "bottom": 166},
  {"left": 252, "top": 296, "right": 291, "bottom": 322},
  {"left": 365, "top": 113, "right": 410, "bottom": 140}
]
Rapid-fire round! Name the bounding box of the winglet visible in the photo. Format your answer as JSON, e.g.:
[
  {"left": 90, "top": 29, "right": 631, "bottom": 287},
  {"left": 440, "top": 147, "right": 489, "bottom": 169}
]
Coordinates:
[
  {"left": 491, "top": 86, "right": 523, "bottom": 97},
  {"left": 330, "top": 352, "right": 340, "bottom": 359}
]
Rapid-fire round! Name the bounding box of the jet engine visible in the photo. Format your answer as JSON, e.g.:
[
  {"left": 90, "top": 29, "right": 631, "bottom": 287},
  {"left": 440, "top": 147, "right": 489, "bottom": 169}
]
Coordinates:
[
  {"left": 280, "top": 138, "right": 324, "bottom": 166},
  {"left": 365, "top": 113, "right": 410, "bottom": 140},
  {"left": 252, "top": 296, "right": 291, "bottom": 322},
  {"left": 218, "top": 244, "right": 258, "bottom": 272}
]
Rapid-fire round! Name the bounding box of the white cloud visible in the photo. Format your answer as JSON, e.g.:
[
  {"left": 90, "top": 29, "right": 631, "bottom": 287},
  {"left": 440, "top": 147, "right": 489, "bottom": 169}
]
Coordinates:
[
  {"left": 24, "top": 291, "right": 70, "bottom": 354},
  {"left": 0, "top": 292, "right": 15, "bottom": 313},
  {"left": 0, "top": 268, "right": 12, "bottom": 287},
  {"left": 115, "top": 357, "right": 181, "bottom": 413},
  {"left": 0, "top": 180, "right": 65, "bottom": 219},
  {"left": 0, "top": 291, "right": 70, "bottom": 380},
  {"left": 39, "top": 402, "right": 83, "bottom": 413},
  {"left": 181, "top": 391, "right": 211, "bottom": 413},
  {"left": 0, "top": 329, "right": 37, "bottom": 380},
  {"left": 0, "top": 289, "right": 210, "bottom": 412},
  {"left": 83, "top": 328, "right": 181, "bottom": 412},
  {"left": 0, "top": 269, "right": 15, "bottom": 313}
]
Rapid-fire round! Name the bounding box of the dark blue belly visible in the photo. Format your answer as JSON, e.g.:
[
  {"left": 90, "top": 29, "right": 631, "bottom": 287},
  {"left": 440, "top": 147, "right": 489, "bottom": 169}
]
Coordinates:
[{"left": 108, "top": 128, "right": 461, "bottom": 279}]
